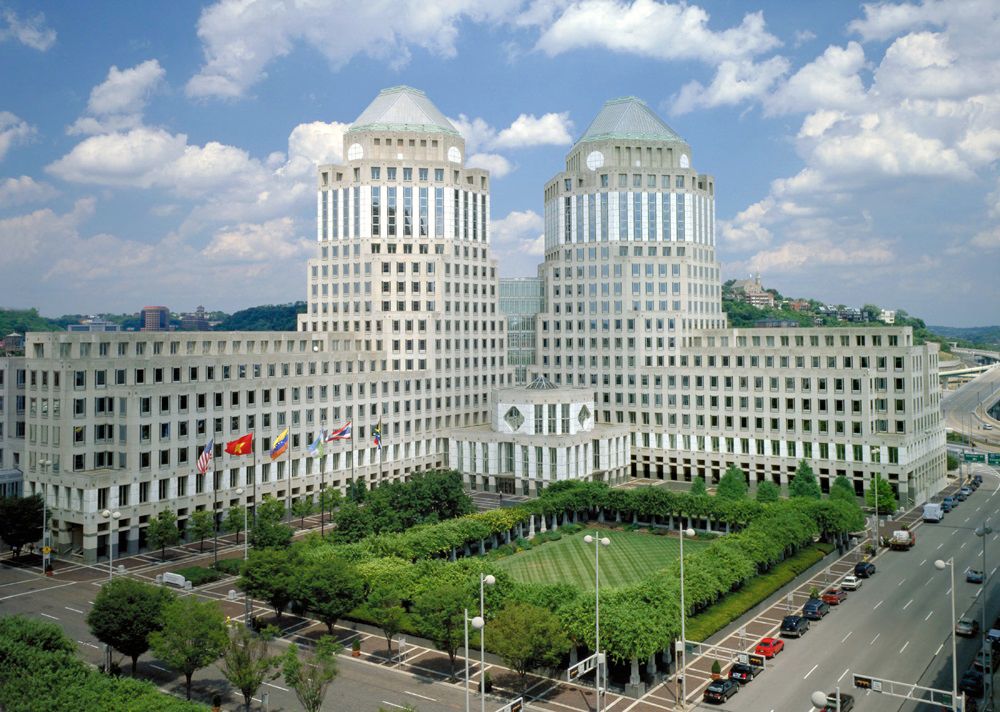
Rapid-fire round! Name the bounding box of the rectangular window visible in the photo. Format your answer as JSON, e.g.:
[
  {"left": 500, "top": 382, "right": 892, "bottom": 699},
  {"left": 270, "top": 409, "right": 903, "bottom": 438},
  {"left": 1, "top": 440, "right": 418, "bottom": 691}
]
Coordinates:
[
  {"left": 403, "top": 186, "right": 412, "bottom": 236},
  {"left": 601, "top": 193, "right": 608, "bottom": 241},
  {"left": 371, "top": 186, "right": 380, "bottom": 236},
  {"left": 387, "top": 187, "right": 396, "bottom": 236},
  {"left": 435, "top": 187, "right": 444, "bottom": 237},
  {"left": 619, "top": 192, "right": 628, "bottom": 240},
  {"left": 419, "top": 186, "right": 428, "bottom": 236}
]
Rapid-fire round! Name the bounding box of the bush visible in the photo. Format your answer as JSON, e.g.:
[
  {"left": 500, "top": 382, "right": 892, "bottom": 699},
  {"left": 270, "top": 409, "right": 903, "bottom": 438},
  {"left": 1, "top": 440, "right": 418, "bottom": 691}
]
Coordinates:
[
  {"left": 213, "top": 558, "right": 244, "bottom": 576},
  {"left": 174, "top": 566, "right": 223, "bottom": 587},
  {"left": 560, "top": 522, "right": 583, "bottom": 535}
]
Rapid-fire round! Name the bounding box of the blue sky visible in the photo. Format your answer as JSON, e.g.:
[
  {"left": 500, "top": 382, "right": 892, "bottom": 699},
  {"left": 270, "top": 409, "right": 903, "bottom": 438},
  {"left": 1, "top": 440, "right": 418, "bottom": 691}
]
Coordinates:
[{"left": 0, "top": 0, "right": 997, "bottom": 325}]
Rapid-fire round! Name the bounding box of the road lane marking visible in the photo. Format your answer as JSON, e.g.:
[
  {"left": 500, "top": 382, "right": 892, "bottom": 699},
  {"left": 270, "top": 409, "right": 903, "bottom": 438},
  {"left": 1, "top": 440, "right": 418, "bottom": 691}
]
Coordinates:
[
  {"left": 871, "top": 633, "right": 880, "bottom": 645},
  {"left": 804, "top": 664, "right": 819, "bottom": 679},
  {"left": 64, "top": 606, "right": 84, "bottom": 614},
  {"left": 960, "top": 541, "right": 968, "bottom": 549},
  {"left": 900, "top": 641, "right": 909, "bottom": 653},
  {"left": 992, "top": 567, "right": 998, "bottom": 576},
  {"left": 874, "top": 600, "right": 884, "bottom": 610},
  {"left": 380, "top": 704, "right": 406, "bottom": 710},
  {"left": 920, "top": 559, "right": 927, "bottom": 566},
  {"left": 924, "top": 577, "right": 933, "bottom": 587},
  {"left": 405, "top": 691, "right": 437, "bottom": 702},
  {"left": 838, "top": 668, "right": 850, "bottom": 682},
  {"left": 937, "top": 543, "right": 944, "bottom": 550},
  {"left": 897, "top": 579, "right": 905, "bottom": 586},
  {"left": 0, "top": 581, "right": 76, "bottom": 601},
  {"left": 946, "top": 586, "right": 952, "bottom": 595},
  {"left": 935, "top": 643, "right": 943, "bottom": 656},
  {"left": 903, "top": 599, "right": 913, "bottom": 610},
  {"left": 952, "top": 530, "right": 959, "bottom": 536},
  {"left": 965, "top": 516, "right": 971, "bottom": 523},
  {"left": 40, "top": 612, "right": 59, "bottom": 620},
  {"left": 264, "top": 682, "right": 288, "bottom": 692},
  {"left": 925, "top": 610, "right": 934, "bottom": 621},
  {"left": 841, "top": 631, "right": 853, "bottom": 643}
]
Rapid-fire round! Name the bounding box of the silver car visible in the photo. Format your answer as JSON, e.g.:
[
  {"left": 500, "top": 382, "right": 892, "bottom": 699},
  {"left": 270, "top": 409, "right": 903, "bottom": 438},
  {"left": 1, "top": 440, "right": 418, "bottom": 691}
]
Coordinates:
[{"left": 841, "top": 575, "right": 862, "bottom": 591}]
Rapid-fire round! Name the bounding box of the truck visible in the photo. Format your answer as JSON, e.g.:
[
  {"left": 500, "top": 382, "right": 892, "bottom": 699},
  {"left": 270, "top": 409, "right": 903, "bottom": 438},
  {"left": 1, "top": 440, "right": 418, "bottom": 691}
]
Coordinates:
[
  {"left": 890, "top": 529, "right": 916, "bottom": 550},
  {"left": 922, "top": 503, "right": 944, "bottom": 523}
]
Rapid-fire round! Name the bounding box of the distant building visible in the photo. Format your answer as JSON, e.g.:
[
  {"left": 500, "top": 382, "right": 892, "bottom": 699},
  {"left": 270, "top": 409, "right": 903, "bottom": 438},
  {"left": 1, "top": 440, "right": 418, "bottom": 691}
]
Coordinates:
[
  {"left": 1, "top": 333, "right": 24, "bottom": 353},
  {"left": 68, "top": 318, "right": 121, "bottom": 333},
  {"left": 880, "top": 309, "right": 896, "bottom": 325},
  {"left": 139, "top": 306, "right": 170, "bottom": 332},
  {"left": 180, "top": 305, "right": 210, "bottom": 331},
  {"left": 787, "top": 299, "right": 811, "bottom": 312},
  {"left": 731, "top": 273, "right": 775, "bottom": 308},
  {"left": 754, "top": 318, "right": 798, "bottom": 328}
]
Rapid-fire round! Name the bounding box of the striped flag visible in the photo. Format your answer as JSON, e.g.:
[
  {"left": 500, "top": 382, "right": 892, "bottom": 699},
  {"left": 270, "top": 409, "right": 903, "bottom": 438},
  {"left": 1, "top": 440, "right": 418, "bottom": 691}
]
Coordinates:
[
  {"left": 308, "top": 430, "right": 326, "bottom": 458},
  {"left": 326, "top": 422, "right": 352, "bottom": 441},
  {"left": 197, "top": 439, "right": 214, "bottom": 474},
  {"left": 373, "top": 419, "right": 382, "bottom": 450}
]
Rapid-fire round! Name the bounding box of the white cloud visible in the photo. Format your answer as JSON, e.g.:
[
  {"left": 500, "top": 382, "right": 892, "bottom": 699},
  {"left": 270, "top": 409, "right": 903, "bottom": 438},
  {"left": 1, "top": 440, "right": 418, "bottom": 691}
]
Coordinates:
[
  {"left": 671, "top": 57, "right": 789, "bottom": 114},
  {"left": 493, "top": 112, "right": 573, "bottom": 148},
  {"left": 745, "top": 238, "right": 894, "bottom": 274},
  {"left": 535, "top": 0, "right": 780, "bottom": 62},
  {"left": 46, "top": 128, "right": 190, "bottom": 187},
  {"left": 719, "top": 198, "right": 774, "bottom": 249},
  {"left": 467, "top": 153, "right": 514, "bottom": 177},
  {"left": 491, "top": 209, "right": 545, "bottom": 260},
  {"left": 186, "top": 0, "right": 520, "bottom": 99},
  {"left": 765, "top": 42, "right": 868, "bottom": 116},
  {"left": 0, "top": 198, "right": 95, "bottom": 263},
  {"left": 848, "top": 0, "right": 945, "bottom": 42},
  {"left": 0, "top": 176, "right": 57, "bottom": 208},
  {"left": 69, "top": 59, "right": 165, "bottom": 135},
  {"left": 970, "top": 225, "right": 1000, "bottom": 250},
  {"left": 793, "top": 29, "right": 816, "bottom": 47},
  {"left": 0, "top": 8, "right": 56, "bottom": 51},
  {"left": 0, "top": 111, "right": 34, "bottom": 161},
  {"left": 202, "top": 217, "right": 310, "bottom": 262}
]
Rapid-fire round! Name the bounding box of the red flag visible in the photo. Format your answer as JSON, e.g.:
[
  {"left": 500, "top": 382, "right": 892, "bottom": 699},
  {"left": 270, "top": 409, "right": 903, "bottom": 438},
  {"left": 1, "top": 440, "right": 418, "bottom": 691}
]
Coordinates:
[{"left": 225, "top": 433, "right": 254, "bottom": 456}]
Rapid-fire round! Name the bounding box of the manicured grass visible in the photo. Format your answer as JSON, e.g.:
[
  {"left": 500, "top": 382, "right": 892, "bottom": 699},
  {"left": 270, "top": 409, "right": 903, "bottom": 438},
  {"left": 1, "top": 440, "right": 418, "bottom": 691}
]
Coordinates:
[
  {"left": 685, "top": 542, "right": 836, "bottom": 642},
  {"left": 497, "top": 527, "right": 712, "bottom": 589}
]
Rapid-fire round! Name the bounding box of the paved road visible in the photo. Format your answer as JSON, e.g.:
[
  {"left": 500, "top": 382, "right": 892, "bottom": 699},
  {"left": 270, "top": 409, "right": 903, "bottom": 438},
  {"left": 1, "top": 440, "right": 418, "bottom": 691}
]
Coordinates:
[
  {"left": 682, "top": 465, "right": 999, "bottom": 712},
  {"left": 943, "top": 367, "right": 1000, "bottom": 447}
]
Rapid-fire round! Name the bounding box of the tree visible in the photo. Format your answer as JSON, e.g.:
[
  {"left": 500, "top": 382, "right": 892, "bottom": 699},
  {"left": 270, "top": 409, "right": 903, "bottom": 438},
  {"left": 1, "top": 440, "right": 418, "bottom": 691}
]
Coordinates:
[
  {"left": 282, "top": 636, "right": 341, "bottom": 712},
  {"left": 296, "top": 559, "right": 365, "bottom": 635},
  {"left": 240, "top": 548, "right": 299, "bottom": 621},
  {"left": 789, "top": 460, "right": 821, "bottom": 500},
  {"left": 755, "top": 481, "right": 780, "bottom": 503},
  {"left": 86, "top": 578, "right": 174, "bottom": 674},
  {"left": 188, "top": 510, "right": 215, "bottom": 553},
  {"left": 865, "top": 474, "right": 897, "bottom": 515},
  {"left": 830, "top": 475, "right": 856, "bottom": 505},
  {"left": 291, "top": 496, "right": 314, "bottom": 529},
  {"left": 413, "top": 585, "right": 469, "bottom": 677},
  {"left": 146, "top": 509, "right": 181, "bottom": 561},
  {"left": 257, "top": 496, "right": 286, "bottom": 525},
  {"left": 367, "top": 582, "right": 406, "bottom": 654},
  {"left": 716, "top": 466, "right": 748, "bottom": 500},
  {"left": 149, "top": 597, "right": 227, "bottom": 699},
  {"left": 333, "top": 500, "right": 373, "bottom": 543},
  {"left": 220, "top": 624, "right": 279, "bottom": 712},
  {"left": 0, "top": 494, "right": 43, "bottom": 556},
  {"left": 250, "top": 497, "right": 293, "bottom": 549},
  {"left": 224, "top": 505, "right": 247, "bottom": 545},
  {"left": 490, "top": 603, "right": 571, "bottom": 688},
  {"left": 689, "top": 476, "right": 708, "bottom": 497},
  {"left": 346, "top": 477, "right": 367, "bottom": 503}
]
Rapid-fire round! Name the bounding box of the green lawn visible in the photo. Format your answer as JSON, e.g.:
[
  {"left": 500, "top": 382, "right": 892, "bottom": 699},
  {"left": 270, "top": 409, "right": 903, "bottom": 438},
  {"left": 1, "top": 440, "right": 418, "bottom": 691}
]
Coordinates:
[{"left": 497, "top": 528, "right": 712, "bottom": 589}]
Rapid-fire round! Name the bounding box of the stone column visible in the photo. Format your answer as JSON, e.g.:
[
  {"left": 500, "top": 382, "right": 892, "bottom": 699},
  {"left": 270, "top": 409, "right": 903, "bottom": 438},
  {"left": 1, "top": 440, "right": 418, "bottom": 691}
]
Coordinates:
[
  {"left": 528, "top": 515, "right": 536, "bottom": 539},
  {"left": 479, "top": 538, "right": 486, "bottom": 556}
]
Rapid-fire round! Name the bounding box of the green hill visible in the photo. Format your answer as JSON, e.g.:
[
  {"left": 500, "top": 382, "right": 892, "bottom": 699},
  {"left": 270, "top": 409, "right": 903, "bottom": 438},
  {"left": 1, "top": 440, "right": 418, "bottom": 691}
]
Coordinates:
[
  {"left": 213, "top": 302, "right": 305, "bottom": 331},
  {"left": 0, "top": 308, "right": 63, "bottom": 335}
]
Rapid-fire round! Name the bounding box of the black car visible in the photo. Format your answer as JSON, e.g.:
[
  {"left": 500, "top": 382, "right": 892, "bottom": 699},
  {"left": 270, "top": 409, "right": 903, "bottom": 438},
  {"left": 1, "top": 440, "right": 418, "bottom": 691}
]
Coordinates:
[
  {"left": 781, "top": 615, "right": 810, "bottom": 638},
  {"left": 854, "top": 561, "right": 876, "bottom": 578},
  {"left": 728, "top": 663, "right": 759, "bottom": 684},
  {"left": 803, "top": 599, "right": 831, "bottom": 620},
  {"left": 703, "top": 678, "right": 739, "bottom": 703},
  {"left": 960, "top": 669, "right": 985, "bottom": 698}
]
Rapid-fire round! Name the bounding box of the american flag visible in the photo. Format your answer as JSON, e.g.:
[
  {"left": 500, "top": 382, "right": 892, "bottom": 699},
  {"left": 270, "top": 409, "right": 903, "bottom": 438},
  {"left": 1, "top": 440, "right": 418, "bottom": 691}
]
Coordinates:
[{"left": 197, "top": 439, "right": 214, "bottom": 474}]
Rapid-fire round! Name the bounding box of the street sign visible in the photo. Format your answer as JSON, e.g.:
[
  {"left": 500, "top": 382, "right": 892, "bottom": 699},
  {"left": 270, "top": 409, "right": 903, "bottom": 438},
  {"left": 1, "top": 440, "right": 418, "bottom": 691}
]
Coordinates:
[
  {"left": 988, "top": 453, "right": 1000, "bottom": 465},
  {"left": 737, "top": 653, "right": 748, "bottom": 665},
  {"left": 854, "top": 674, "right": 873, "bottom": 690},
  {"left": 748, "top": 654, "right": 765, "bottom": 668},
  {"left": 567, "top": 652, "right": 600, "bottom": 680},
  {"left": 495, "top": 698, "right": 524, "bottom": 712},
  {"left": 963, "top": 453, "right": 986, "bottom": 463},
  {"left": 41, "top": 546, "right": 51, "bottom": 554}
]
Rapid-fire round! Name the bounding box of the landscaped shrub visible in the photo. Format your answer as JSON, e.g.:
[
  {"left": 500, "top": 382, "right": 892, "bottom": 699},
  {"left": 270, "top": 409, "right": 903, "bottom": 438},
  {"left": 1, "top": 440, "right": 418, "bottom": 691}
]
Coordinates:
[
  {"left": 174, "top": 566, "right": 223, "bottom": 587},
  {"left": 213, "top": 558, "right": 243, "bottom": 576}
]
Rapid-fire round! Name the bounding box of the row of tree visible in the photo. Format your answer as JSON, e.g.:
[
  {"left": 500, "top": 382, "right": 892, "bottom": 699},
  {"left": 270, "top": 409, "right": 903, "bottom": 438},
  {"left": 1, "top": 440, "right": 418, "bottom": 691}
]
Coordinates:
[{"left": 82, "top": 577, "right": 341, "bottom": 712}]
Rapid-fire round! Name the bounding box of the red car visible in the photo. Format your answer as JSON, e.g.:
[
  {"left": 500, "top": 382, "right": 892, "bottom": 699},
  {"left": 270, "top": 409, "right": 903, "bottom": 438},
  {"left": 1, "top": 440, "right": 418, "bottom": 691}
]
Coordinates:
[
  {"left": 821, "top": 588, "right": 848, "bottom": 605},
  {"left": 755, "top": 637, "right": 784, "bottom": 658}
]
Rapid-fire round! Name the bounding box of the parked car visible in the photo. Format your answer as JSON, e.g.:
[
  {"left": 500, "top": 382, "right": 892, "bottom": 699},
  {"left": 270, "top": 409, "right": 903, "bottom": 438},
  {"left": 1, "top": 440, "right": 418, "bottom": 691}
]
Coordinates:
[
  {"left": 820, "top": 692, "right": 855, "bottom": 711},
  {"left": 960, "top": 485, "right": 973, "bottom": 496},
  {"left": 943, "top": 496, "right": 956, "bottom": 510},
  {"left": 781, "top": 615, "right": 810, "bottom": 638},
  {"left": 854, "top": 561, "right": 876, "bottom": 578},
  {"left": 957, "top": 618, "right": 981, "bottom": 637},
  {"left": 960, "top": 669, "right": 985, "bottom": 698},
  {"left": 803, "top": 599, "right": 831, "bottom": 620},
  {"left": 840, "top": 575, "right": 863, "bottom": 591},
  {"left": 967, "top": 569, "right": 985, "bottom": 584},
  {"left": 956, "top": 490, "right": 967, "bottom": 502},
  {"left": 728, "top": 663, "right": 759, "bottom": 684},
  {"left": 754, "top": 637, "right": 784, "bottom": 658},
  {"left": 973, "top": 474, "right": 983, "bottom": 485},
  {"left": 822, "top": 588, "right": 848, "bottom": 605},
  {"left": 974, "top": 648, "right": 999, "bottom": 673},
  {"left": 703, "top": 678, "right": 739, "bottom": 703}
]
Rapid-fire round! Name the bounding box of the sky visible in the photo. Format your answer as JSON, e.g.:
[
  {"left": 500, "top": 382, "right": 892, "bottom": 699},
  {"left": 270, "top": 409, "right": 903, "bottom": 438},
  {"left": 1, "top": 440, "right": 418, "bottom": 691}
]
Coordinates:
[{"left": 0, "top": 0, "right": 997, "bottom": 326}]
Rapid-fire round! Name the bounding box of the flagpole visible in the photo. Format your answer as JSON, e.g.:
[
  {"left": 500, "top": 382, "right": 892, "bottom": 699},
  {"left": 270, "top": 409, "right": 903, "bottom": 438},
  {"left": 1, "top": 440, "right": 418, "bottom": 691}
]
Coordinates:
[
  {"left": 351, "top": 423, "right": 356, "bottom": 492},
  {"left": 319, "top": 424, "right": 326, "bottom": 537},
  {"left": 251, "top": 430, "right": 257, "bottom": 528},
  {"left": 286, "top": 430, "right": 293, "bottom": 524},
  {"left": 212, "top": 441, "right": 218, "bottom": 565}
]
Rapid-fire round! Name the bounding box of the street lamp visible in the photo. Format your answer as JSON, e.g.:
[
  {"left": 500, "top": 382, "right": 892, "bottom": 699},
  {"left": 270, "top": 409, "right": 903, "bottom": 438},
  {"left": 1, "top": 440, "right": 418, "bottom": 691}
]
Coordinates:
[
  {"left": 584, "top": 534, "right": 611, "bottom": 712},
  {"left": 38, "top": 459, "right": 51, "bottom": 574},
  {"left": 934, "top": 558, "right": 962, "bottom": 712},
  {"left": 235, "top": 487, "right": 252, "bottom": 630},
  {"left": 100, "top": 509, "right": 120, "bottom": 582},
  {"left": 479, "top": 573, "right": 495, "bottom": 712},
  {"left": 812, "top": 689, "right": 840, "bottom": 711},
  {"left": 675, "top": 527, "right": 695, "bottom": 709},
  {"left": 974, "top": 521, "right": 993, "bottom": 709},
  {"left": 464, "top": 608, "right": 485, "bottom": 712}
]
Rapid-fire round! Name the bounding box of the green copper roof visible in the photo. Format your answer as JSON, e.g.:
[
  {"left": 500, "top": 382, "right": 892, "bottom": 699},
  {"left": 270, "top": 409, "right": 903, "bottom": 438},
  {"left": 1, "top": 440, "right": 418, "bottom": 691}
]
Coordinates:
[
  {"left": 348, "top": 86, "right": 459, "bottom": 136},
  {"left": 577, "top": 97, "right": 684, "bottom": 144}
]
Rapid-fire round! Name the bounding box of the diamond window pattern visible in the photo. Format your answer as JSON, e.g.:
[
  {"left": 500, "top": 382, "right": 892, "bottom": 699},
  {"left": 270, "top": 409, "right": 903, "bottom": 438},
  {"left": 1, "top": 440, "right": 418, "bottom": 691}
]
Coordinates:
[
  {"left": 504, "top": 406, "right": 524, "bottom": 431},
  {"left": 578, "top": 405, "right": 591, "bottom": 427}
]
